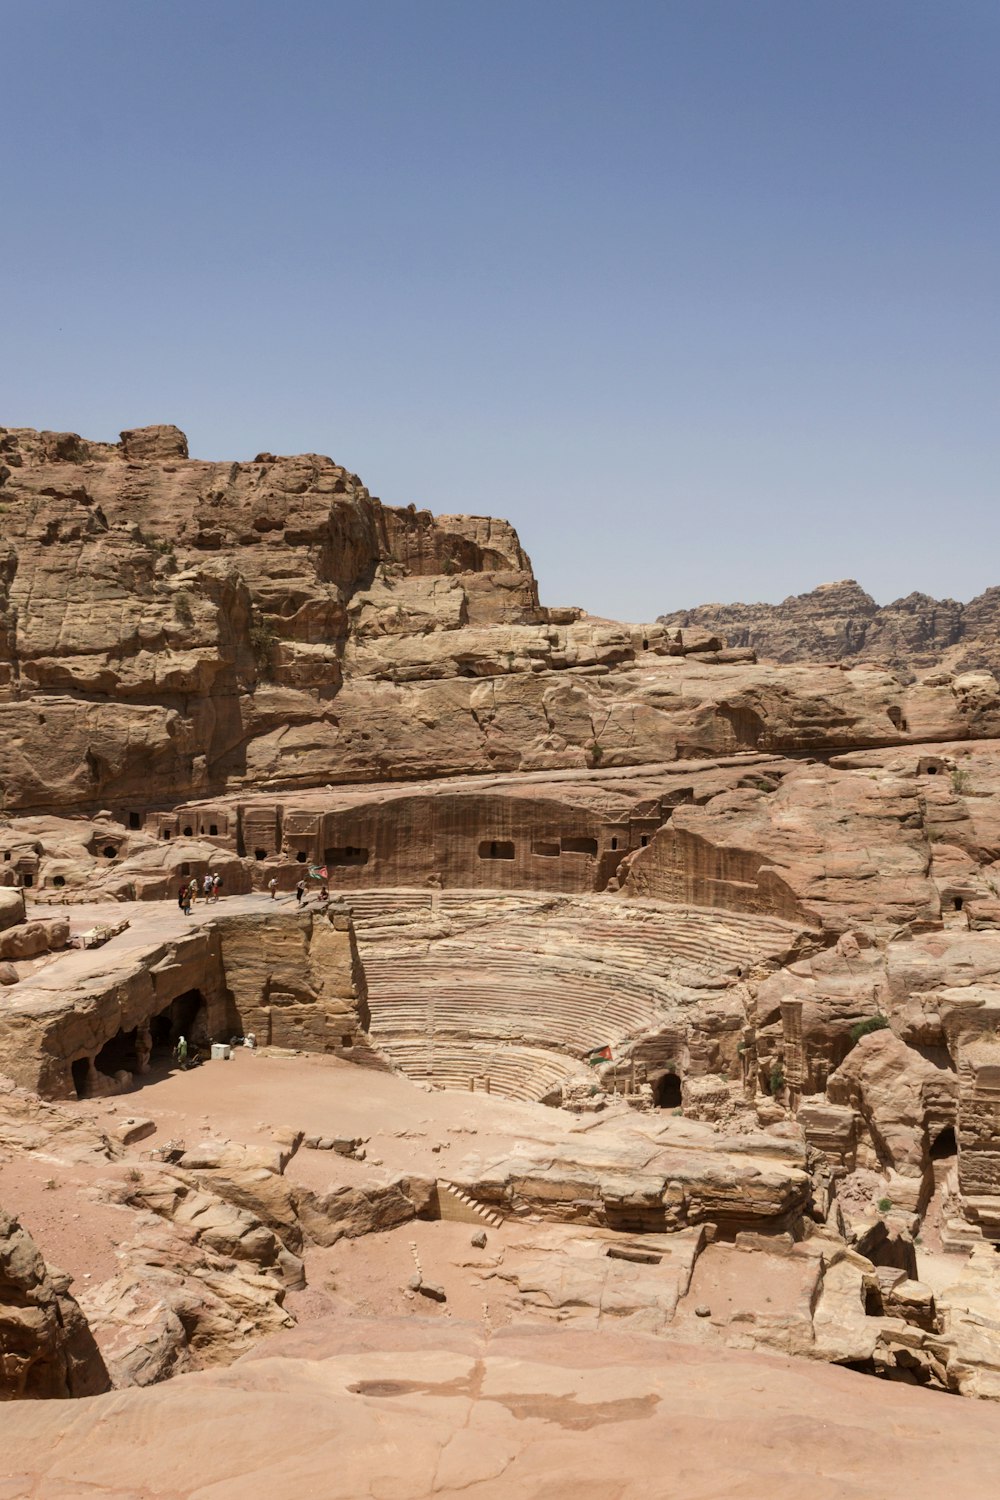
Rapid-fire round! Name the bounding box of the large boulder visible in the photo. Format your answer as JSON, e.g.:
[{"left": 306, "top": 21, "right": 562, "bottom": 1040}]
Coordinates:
[
  {"left": 826, "top": 1029, "right": 958, "bottom": 1185},
  {"left": 0, "top": 888, "right": 25, "bottom": 932},
  {"left": 118, "top": 424, "right": 189, "bottom": 461}
]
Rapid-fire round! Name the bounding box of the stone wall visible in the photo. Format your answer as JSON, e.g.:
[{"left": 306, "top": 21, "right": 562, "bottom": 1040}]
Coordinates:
[{"left": 215, "top": 908, "right": 370, "bottom": 1054}]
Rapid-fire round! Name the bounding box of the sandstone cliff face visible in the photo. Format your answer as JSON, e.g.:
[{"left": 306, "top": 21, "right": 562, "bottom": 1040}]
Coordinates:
[
  {"left": 4, "top": 426, "right": 1000, "bottom": 817},
  {"left": 0, "top": 425, "right": 538, "bottom": 812},
  {"left": 0, "top": 904, "right": 371, "bottom": 1098},
  {"left": 661, "top": 578, "right": 1000, "bottom": 681},
  {"left": 621, "top": 759, "right": 938, "bottom": 934}
]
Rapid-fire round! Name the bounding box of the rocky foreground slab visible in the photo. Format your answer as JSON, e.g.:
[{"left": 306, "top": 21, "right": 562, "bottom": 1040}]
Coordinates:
[{"left": 3, "top": 1316, "right": 1000, "bottom": 1499}]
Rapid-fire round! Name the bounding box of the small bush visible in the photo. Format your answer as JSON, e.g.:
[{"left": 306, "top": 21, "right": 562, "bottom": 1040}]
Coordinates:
[
  {"left": 174, "top": 590, "right": 194, "bottom": 625},
  {"left": 877, "top": 1197, "right": 893, "bottom": 1213},
  {"left": 135, "top": 526, "right": 174, "bottom": 556},
  {"left": 249, "top": 616, "right": 277, "bottom": 679},
  {"left": 590, "top": 741, "right": 604, "bottom": 763},
  {"left": 850, "top": 1014, "right": 890, "bottom": 1045},
  {"left": 952, "top": 767, "right": 972, "bottom": 795},
  {"left": 768, "top": 1064, "right": 785, "bottom": 1097}
]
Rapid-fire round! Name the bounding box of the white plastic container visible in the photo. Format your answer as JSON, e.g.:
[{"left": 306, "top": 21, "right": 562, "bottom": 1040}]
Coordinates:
[{"left": 211, "top": 1043, "right": 232, "bottom": 1061}]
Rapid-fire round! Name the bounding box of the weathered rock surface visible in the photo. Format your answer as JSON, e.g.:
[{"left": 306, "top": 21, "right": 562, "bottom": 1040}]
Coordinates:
[
  {"left": 0, "top": 900, "right": 371, "bottom": 1097},
  {"left": 0, "top": 1207, "right": 109, "bottom": 1399},
  {"left": 827, "top": 1029, "right": 958, "bottom": 1189},
  {"left": 3, "top": 429, "right": 1000, "bottom": 814},
  {"left": 3, "top": 1318, "right": 1000, "bottom": 1498},
  {"left": 455, "top": 1117, "right": 809, "bottom": 1234}
]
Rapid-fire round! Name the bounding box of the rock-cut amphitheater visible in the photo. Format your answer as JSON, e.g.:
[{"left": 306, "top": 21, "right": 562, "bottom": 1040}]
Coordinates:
[{"left": 4, "top": 424, "right": 1000, "bottom": 1497}]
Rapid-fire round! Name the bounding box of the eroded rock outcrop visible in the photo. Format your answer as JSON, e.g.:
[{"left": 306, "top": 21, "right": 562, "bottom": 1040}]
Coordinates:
[
  {"left": 0, "top": 1207, "right": 109, "bottom": 1399},
  {"left": 0, "top": 903, "right": 371, "bottom": 1097}
]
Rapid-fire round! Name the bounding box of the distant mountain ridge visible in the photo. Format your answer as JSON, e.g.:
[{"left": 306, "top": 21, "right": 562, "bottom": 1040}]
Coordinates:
[{"left": 659, "top": 578, "right": 1000, "bottom": 682}]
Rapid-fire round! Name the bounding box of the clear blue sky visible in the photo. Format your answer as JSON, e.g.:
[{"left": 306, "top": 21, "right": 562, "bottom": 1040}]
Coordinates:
[{"left": 3, "top": 1, "right": 998, "bottom": 620}]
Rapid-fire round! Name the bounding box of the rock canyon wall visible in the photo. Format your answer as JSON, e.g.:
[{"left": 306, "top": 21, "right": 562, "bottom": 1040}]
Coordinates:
[{"left": 3, "top": 426, "right": 1000, "bottom": 816}]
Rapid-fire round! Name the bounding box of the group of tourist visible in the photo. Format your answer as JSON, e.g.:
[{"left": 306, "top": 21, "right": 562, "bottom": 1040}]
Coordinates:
[
  {"left": 173, "top": 872, "right": 334, "bottom": 913},
  {"left": 176, "top": 872, "right": 224, "bottom": 915},
  {"left": 266, "top": 875, "right": 331, "bottom": 905}
]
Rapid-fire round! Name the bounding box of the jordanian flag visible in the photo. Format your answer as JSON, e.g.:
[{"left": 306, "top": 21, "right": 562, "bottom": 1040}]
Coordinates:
[
  {"left": 308, "top": 865, "right": 328, "bottom": 880},
  {"left": 586, "top": 1045, "right": 613, "bottom": 1064}
]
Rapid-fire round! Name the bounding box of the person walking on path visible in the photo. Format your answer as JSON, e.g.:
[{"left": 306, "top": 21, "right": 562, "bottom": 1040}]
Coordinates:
[
  {"left": 212, "top": 872, "right": 222, "bottom": 901},
  {"left": 175, "top": 1034, "right": 188, "bottom": 1069},
  {"left": 177, "top": 880, "right": 187, "bottom": 912},
  {"left": 268, "top": 876, "right": 278, "bottom": 899},
  {"left": 181, "top": 883, "right": 192, "bottom": 916},
  {"left": 203, "top": 873, "right": 213, "bottom": 902},
  {"left": 295, "top": 879, "right": 306, "bottom": 906}
]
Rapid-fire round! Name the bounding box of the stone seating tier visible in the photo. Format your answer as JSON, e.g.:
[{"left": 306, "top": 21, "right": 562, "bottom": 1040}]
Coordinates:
[{"left": 350, "top": 889, "right": 806, "bottom": 1100}]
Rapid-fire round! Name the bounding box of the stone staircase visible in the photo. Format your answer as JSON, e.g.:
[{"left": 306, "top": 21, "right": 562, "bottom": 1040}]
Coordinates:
[{"left": 436, "top": 1179, "right": 505, "bottom": 1227}]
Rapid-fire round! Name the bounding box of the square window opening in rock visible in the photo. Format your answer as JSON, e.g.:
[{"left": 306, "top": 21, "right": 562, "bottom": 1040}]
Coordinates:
[
  {"left": 325, "top": 847, "right": 370, "bottom": 867},
  {"left": 561, "top": 837, "right": 598, "bottom": 856},
  {"left": 479, "top": 840, "right": 515, "bottom": 860}
]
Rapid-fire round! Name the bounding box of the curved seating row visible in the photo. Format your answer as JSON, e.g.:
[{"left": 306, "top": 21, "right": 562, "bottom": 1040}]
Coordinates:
[{"left": 349, "top": 887, "right": 803, "bottom": 1100}]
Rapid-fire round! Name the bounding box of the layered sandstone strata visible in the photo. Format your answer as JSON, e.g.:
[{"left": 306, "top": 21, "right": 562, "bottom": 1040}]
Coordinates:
[{"left": 3, "top": 425, "right": 1000, "bottom": 816}]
